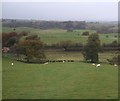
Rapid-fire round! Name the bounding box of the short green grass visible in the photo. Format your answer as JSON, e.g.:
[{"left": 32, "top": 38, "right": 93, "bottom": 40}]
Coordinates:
[
  {"left": 2, "top": 27, "right": 118, "bottom": 99},
  {"left": 2, "top": 27, "right": 118, "bottom": 45},
  {"left": 3, "top": 57, "right": 118, "bottom": 99}
]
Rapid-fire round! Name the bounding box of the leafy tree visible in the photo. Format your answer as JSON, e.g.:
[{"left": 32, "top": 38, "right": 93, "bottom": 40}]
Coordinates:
[
  {"left": 2, "top": 32, "right": 17, "bottom": 47},
  {"left": 6, "top": 37, "right": 17, "bottom": 47},
  {"left": 15, "top": 36, "right": 46, "bottom": 63},
  {"left": 82, "top": 33, "right": 101, "bottom": 63},
  {"left": 59, "top": 40, "right": 73, "bottom": 51},
  {"left": 2, "top": 33, "right": 9, "bottom": 47}
]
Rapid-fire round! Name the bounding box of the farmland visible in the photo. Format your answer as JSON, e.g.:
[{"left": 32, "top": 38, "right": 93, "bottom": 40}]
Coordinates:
[
  {"left": 2, "top": 26, "right": 118, "bottom": 99},
  {"left": 1, "top": 1, "right": 119, "bottom": 99},
  {"left": 2, "top": 27, "right": 118, "bottom": 45},
  {"left": 2, "top": 57, "right": 118, "bottom": 99}
]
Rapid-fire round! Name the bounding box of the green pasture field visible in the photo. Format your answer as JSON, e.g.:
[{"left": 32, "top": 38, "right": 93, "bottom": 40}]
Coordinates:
[
  {"left": 2, "top": 27, "right": 118, "bottom": 45},
  {"left": 2, "top": 57, "right": 118, "bottom": 99},
  {"left": 45, "top": 51, "right": 116, "bottom": 63},
  {"left": 3, "top": 51, "right": 116, "bottom": 63}
]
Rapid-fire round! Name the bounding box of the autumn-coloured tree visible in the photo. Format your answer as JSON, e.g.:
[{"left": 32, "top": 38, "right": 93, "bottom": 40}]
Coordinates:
[
  {"left": 19, "top": 31, "right": 28, "bottom": 36},
  {"left": 15, "top": 36, "right": 46, "bottom": 63},
  {"left": 2, "top": 33, "right": 9, "bottom": 47},
  {"left": 9, "top": 32, "right": 17, "bottom": 37},
  {"left": 2, "top": 32, "right": 18, "bottom": 47}
]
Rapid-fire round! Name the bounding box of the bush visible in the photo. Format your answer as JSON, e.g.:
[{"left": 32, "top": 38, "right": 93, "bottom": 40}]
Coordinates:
[
  {"left": 67, "top": 28, "right": 73, "bottom": 32},
  {"left": 114, "top": 35, "right": 117, "bottom": 38},
  {"left": 25, "top": 35, "right": 39, "bottom": 40},
  {"left": 107, "top": 55, "right": 120, "bottom": 65},
  {"left": 82, "top": 31, "right": 89, "bottom": 36},
  {"left": 106, "top": 35, "right": 109, "bottom": 38},
  {"left": 19, "top": 31, "right": 28, "bottom": 36}
]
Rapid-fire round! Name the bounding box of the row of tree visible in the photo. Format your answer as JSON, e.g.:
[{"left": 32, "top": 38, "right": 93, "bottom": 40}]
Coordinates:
[
  {"left": 45, "top": 40, "right": 119, "bottom": 51},
  {"left": 87, "top": 22, "right": 118, "bottom": 34},
  {"left": 2, "top": 32, "right": 119, "bottom": 53},
  {"left": 2, "top": 31, "right": 119, "bottom": 64},
  {"left": 2, "top": 32, "right": 46, "bottom": 63},
  {"left": 2, "top": 19, "right": 86, "bottom": 30},
  {"left": 3, "top": 19, "right": 118, "bottom": 34}
]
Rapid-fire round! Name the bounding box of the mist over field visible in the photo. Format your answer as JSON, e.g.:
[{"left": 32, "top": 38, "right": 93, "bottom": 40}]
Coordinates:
[{"left": 2, "top": 2, "right": 118, "bottom": 21}]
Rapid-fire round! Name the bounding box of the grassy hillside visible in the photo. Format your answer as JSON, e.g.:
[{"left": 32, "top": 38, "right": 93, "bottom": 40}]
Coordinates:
[
  {"left": 3, "top": 57, "right": 118, "bottom": 99},
  {"left": 2, "top": 26, "right": 118, "bottom": 99}
]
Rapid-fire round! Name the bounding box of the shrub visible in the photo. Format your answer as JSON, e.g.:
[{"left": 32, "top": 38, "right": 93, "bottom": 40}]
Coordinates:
[
  {"left": 82, "top": 31, "right": 89, "bottom": 36},
  {"left": 107, "top": 55, "right": 120, "bottom": 65},
  {"left": 114, "top": 35, "right": 117, "bottom": 38},
  {"left": 19, "top": 31, "right": 28, "bottom": 36},
  {"left": 106, "top": 35, "right": 109, "bottom": 38}
]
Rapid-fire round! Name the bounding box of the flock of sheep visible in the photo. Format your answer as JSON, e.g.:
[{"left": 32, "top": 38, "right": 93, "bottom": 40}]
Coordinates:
[
  {"left": 92, "top": 63, "right": 100, "bottom": 67},
  {"left": 43, "top": 61, "right": 118, "bottom": 68},
  {"left": 10, "top": 61, "right": 118, "bottom": 67},
  {"left": 44, "top": 60, "right": 65, "bottom": 65},
  {"left": 92, "top": 63, "right": 117, "bottom": 67}
]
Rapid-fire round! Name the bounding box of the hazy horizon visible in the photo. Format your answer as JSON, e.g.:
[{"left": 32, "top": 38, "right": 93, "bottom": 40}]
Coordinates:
[{"left": 2, "top": 2, "right": 118, "bottom": 21}]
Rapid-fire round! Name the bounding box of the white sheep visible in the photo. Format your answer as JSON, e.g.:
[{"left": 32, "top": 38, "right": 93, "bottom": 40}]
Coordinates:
[
  {"left": 11, "top": 62, "right": 14, "bottom": 66},
  {"left": 114, "top": 64, "right": 117, "bottom": 67},
  {"left": 44, "top": 62, "right": 48, "bottom": 65},
  {"left": 96, "top": 64, "right": 101, "bottom": 67},
  {"left": 63, "top": 60, "right": 65, "bottom": 63},
  {"left": 92, "top": 63, "right": 95, "bottom": 66}
]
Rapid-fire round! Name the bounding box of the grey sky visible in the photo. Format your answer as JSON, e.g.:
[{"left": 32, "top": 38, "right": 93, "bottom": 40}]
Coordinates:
[{"left": 2, "top": 2, "right": 118, "bottom": 21}]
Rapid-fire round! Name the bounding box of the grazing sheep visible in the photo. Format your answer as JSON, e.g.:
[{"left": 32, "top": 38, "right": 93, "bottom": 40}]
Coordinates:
[
  {"left": 96, "top": 64, "right": 101, "bottom": 67},
  {"left": 63, "top": 60, "right": 65, "bottom": 63},
  {"left": 44, "top": 62, "right": 48, "bottom": 65},
  {"left": 92, "top": 63, "right": 95, "bottom": 66},
  {"left": 114, "top": 64, "right": 117, "bottom": 67},
  {"left": 11, "top": 63, "right": 14, "bottom": 68},
  {"left": 11, "top": 62, "right": 14, "bottom": 66}
]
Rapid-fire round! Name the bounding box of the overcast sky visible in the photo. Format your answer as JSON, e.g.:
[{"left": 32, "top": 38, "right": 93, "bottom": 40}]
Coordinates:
[{"left": 2, "top": 2, "right": 118, "bottom": 21}]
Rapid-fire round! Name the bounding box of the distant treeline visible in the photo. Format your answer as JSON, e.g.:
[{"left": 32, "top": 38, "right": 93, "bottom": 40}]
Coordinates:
[
  {"left": 86, "top": 22, "right": 118, "bottom": 33},
  {"left": 2, "top": 19, "right": 118, "bottom": 34},
  {"left": 2, "top": 19, "right": 86, "bottom": 30}
]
